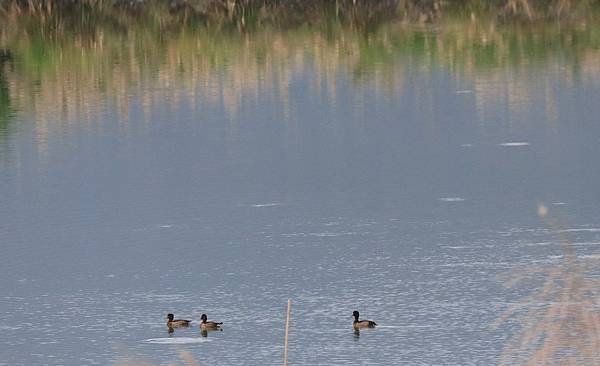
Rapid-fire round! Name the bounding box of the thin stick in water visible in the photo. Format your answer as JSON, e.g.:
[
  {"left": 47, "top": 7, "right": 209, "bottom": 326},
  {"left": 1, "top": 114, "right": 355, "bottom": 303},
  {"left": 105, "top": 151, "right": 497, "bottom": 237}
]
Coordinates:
[{"left": 284, "top": 299, "right": 292, "bottom": 366}]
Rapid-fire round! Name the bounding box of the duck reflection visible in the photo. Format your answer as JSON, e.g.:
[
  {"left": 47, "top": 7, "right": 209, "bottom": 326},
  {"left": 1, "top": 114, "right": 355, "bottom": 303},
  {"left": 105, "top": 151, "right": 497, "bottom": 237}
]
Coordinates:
[{"left": 200, "top": 327, "right": 223, "bottom": 337}]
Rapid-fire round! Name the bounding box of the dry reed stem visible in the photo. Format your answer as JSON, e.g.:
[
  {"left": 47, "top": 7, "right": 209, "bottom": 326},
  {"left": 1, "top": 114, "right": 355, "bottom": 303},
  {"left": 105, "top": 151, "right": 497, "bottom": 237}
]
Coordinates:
[{"left": 496, "top": 203, "right": 600, "bottom": 365}]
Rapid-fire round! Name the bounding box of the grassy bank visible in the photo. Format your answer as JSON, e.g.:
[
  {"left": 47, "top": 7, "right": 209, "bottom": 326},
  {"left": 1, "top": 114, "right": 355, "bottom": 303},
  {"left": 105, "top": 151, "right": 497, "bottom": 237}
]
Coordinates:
[{"left": 1, "top": 0, "right": 599, "bottom": 32}]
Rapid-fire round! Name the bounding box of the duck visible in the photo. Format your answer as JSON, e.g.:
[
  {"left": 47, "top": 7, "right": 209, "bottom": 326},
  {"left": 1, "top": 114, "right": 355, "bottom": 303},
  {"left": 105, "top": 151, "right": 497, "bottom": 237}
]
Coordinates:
[
  {"left": 200, "top": 313, "right": 222, "bottom": 330},
  {"left": 352, "top": 310, "right": 376, "bottom": 328},
  {"left": 166, "top": 313, "right": 191, "bottom": 328}
]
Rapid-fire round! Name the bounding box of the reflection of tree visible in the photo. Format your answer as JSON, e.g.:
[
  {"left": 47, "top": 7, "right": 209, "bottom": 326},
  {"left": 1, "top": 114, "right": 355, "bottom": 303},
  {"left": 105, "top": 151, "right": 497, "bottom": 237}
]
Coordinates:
[{"left": 494, "top": 204, "right": 600, "bottom": 365}]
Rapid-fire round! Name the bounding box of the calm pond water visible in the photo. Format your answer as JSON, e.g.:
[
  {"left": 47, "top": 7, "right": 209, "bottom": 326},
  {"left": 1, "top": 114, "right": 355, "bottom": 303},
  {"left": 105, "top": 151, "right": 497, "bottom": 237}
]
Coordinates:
[{"left": 1, "top": 20, "right": 600, "bottom": 365}]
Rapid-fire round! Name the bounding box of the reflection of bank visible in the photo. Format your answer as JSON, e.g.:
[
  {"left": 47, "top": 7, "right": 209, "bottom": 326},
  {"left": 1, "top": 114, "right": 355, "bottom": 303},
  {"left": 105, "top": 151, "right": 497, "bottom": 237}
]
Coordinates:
[
  {"left": 1, "top": 18, "right": 600, "bottom": 139},
  {"left": 494, "top": 204, "right": 600, "bottom": 364}
]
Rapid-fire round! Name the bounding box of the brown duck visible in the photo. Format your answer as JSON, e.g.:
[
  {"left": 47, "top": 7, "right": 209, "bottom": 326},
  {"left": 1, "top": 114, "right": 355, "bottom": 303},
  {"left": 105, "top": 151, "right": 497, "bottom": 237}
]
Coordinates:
[
  {"left": 167, "top": 313, "right": 191, "bottom": 328},
  {"left": 352, "top": 311, "right": 377, "bottom": 329},
  {"left": 200, "top": 313, "right": 223, "bottom": 330}
]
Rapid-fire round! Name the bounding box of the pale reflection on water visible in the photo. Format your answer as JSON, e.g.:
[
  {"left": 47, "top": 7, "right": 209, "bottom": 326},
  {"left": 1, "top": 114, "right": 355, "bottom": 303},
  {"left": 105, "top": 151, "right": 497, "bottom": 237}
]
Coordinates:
[
  {"left": 1, "top": 20, "right": 600, "bottom": 365},
  {"left": 1, "top": 22, "right": 599, "bottom": 142}
]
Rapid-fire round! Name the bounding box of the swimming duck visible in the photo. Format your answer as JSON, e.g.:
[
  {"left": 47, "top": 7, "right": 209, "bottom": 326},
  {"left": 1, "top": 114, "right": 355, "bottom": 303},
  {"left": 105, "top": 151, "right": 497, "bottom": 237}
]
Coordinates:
[
  {"left": 166, "top": 313, "right": 191, "bottom": 328},
  {"left": 352, "top": 311, "right": 376, "bottom": 328},
  {"left": 200, "top": 313, "right": 222, "bottom": 330}
]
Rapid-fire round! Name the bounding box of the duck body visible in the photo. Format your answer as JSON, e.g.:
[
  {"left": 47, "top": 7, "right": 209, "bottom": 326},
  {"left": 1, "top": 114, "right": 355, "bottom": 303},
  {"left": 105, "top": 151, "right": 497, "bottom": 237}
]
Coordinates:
[
  {"left": 352, "top": 310, "right": 376, "bottom": 329},
  {"left": 167, "top": 313, "right": 190, "bottom": 328},
  {"left": 200, "top": 313, "right": 222, "bottom": 330}
]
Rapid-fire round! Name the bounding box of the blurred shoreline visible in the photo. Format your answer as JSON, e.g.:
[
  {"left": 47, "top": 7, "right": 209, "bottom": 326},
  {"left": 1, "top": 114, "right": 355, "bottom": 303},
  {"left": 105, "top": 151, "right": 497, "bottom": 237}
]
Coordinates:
[{"left": 1, "top": 0, "right": 599, "bottom": 32}]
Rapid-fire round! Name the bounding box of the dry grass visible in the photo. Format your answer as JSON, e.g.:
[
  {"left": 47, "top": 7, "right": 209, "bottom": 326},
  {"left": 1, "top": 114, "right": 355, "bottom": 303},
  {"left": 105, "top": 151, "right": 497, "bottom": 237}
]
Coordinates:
[
  {"left": 493, "top": 203, "right": 600, "bottom": 364},
  {"left": 0, "top": 0, "right": 597, "bottom": 29}
]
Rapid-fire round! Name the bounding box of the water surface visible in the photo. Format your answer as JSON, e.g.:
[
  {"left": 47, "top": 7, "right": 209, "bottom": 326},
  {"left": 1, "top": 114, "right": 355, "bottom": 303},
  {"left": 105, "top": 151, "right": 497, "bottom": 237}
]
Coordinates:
[{"left": 1, "top": 20, "right": 600, "bottom": 365}]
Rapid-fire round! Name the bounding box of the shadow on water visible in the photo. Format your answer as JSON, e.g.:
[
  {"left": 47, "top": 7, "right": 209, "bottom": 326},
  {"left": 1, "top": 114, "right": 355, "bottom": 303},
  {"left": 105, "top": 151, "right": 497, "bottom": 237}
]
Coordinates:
[{"left": 494, "top": 203, "right": 600, "bottom": 364}]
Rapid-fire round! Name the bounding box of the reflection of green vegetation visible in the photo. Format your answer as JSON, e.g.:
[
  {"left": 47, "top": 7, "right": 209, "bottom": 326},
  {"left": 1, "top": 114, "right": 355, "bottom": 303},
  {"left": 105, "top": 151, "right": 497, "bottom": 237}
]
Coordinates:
[
  {"left": 1, "top": 9, "right": 600, "bottom": 126},
  {"left": 0, "top": 74, "right": 10, "bottom": 130},
  {"left": 0, "top": 50, "right": 13, "bottom": 137},
  {"left": 349, "top": 19, "right": 600, "bottom": 77}
]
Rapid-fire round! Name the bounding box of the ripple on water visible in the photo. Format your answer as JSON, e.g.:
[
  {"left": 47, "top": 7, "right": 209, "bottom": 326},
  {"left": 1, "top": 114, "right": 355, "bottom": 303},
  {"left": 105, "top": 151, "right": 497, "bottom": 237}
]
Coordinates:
[
  {"left": 142, "top": 337, "right": 210, "bottom": 344},
  {"left": 250, "top": 203, "right": 281, "bottom": 207},
  {"left": 561, "top": 228, "right": 600, "bottom": 233},
  {"left": 439, "top": 197, "right": 465, "bottom": 202},
  {"left": 499, "top": 142, "right": 530, "bottom": 146}
]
